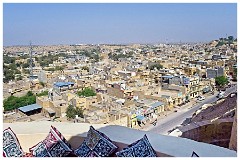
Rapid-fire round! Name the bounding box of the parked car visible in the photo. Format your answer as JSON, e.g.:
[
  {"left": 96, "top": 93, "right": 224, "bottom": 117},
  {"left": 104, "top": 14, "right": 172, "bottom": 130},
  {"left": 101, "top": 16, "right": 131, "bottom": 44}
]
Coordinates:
[
  {"left": 197, "top": 96, "right": 205, "bottom": 101},
  {"left": 217, "top": 91, "right": 225, "bottom": 99}
]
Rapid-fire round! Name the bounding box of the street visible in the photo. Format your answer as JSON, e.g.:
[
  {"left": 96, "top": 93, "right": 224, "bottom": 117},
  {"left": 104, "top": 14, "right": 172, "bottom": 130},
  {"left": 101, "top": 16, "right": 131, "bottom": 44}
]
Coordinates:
[{"left": 145, "top": 85, "right": 237, "bottom": 135}]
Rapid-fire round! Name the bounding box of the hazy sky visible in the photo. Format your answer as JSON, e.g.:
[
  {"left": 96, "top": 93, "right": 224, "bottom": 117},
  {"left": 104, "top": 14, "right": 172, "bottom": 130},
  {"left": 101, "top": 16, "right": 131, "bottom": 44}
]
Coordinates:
[{"left": 3, "top": 3, "right": 237, "bottom": 46}]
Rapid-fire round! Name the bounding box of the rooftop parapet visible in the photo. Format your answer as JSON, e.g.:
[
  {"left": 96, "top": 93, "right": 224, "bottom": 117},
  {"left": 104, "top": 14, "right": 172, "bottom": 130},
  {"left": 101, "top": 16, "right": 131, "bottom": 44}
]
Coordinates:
[{"left": 3, "top": 122, "right": 237, "bottom": 157}]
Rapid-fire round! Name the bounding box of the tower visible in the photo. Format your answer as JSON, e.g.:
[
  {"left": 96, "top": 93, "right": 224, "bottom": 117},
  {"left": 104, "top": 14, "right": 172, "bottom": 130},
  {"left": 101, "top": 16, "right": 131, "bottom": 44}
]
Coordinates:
[{"left": 29, "top": 42, "right": 33, "bottom": 79}]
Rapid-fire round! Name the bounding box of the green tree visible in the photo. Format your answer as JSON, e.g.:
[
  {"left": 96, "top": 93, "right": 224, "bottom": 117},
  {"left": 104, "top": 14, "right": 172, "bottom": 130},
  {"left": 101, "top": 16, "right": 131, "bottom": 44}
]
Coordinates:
[
  {"left": 9, "top": 63, "right": 17, "bottom": 70},
  {"left": 16, "top": 75, "right": 23, "bottom": 81},
  {"left": 39, "top": 81, "right": 45, "bottom": 87},
  {"left": 22, "top": 63, "right": 29, "bottom": 68},
  {"left": 233, "top": 68, "right": 237, "bottom": 81},
  {"left": 75, "top": 107, "right": 84, "bottom": 118},
  {"left": 37, "top": 91, "right": 48, "bottom": 97},
  {"left": 234, "top": 67, "right": 237, "bottom": 75},
  {"left": 15, "top": 69, "right": 21, "bottom": 74},
  {"left": 3, "top": 91, "right": 36, "bottom": 111},
  {"left": 4, "top": 69, "right": 15, "bottom": 83},
  {"left": 19, "top": 55, "right": 29, "bottom": 59},
  {"left": 3, "top": 55, "right": 15, "bottom": 64},
  {"left": 216, "top": 41, "right": 224, "bottom": 47},
  {"left": 16, "top": 63, "right": 21, "bottom": 68},
  {"left": 149, "top": 63, "right": 163, "bottom": 70},
  {"left": 93, "top": 54, "right": 100, "bottom": 62},
  {"left": 77, "top": 88, "right": 96, "bottom": 97},
  {"left": 228, "top": 36, "right": 234, "bottom": 41},
  {"left": 55, "top": 66, "right": 64, "bottom": 71},
  {"left": 66, "top": 105, "right": 84, "bottom": 119},
  {"left": 66, "top": 105, "right": 76, "bottom": 119},
  {"left": 215, "top": 76, "right": 228, "bottom": 87},
  {"left": 81, "top": 66, "right": 89, "bottom": 72},
  {"left": 26, "top": 91, "right": 34, "bottom": 96},
  {"left": 23, "top": 69, "right": 30, "bottom": 74}
]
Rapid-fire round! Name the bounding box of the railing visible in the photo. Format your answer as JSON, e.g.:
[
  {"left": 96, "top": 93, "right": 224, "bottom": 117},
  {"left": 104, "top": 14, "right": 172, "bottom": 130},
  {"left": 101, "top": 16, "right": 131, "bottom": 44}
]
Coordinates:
[{"left": 3, "top": 121, "right": 237, "bottom": 157}]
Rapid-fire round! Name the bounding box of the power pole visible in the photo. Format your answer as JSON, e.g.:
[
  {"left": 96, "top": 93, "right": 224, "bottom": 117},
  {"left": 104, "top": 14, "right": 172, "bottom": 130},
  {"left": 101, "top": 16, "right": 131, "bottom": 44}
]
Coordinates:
[
  {"left": 29, "top": 41, "right": 34, "bottom": 91},
  {"left": 29, "top": 41, "right": 33, "bottom": 79}
]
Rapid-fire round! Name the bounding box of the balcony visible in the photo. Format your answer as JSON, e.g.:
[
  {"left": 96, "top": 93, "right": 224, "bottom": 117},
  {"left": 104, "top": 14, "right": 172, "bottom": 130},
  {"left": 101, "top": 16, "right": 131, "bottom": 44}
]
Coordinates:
[{"left": 3, "top": 121, "right": 236, "bottom": 157}]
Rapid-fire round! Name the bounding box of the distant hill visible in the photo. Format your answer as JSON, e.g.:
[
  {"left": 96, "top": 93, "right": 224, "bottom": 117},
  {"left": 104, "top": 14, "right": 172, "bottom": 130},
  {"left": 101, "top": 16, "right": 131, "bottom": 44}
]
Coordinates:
[{"left": 210, "top": 36, "right": 237, "bottom": 47}]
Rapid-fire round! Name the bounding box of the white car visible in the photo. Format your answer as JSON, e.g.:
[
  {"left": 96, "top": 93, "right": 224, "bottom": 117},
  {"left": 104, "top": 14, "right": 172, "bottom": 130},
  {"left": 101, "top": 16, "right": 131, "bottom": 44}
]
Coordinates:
[
  {"left": 197, "top": 96, "right": 205, "bottom": 101},
  {"left": 217, "top": 91, "right": 225, "bottom": 98}
]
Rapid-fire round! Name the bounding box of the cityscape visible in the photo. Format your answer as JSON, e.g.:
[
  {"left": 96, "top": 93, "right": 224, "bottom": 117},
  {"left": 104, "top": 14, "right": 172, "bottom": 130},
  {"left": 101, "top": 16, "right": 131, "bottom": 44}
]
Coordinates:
[{"left": 2, "top": 2, "right": 238, "bottom": 157}]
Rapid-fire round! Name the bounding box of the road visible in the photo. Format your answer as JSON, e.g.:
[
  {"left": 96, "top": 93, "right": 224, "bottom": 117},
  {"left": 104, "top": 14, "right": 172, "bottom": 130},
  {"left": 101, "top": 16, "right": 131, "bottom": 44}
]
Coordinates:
[{"left": 146, "top": 85, "right": 237, "bottom": 135}]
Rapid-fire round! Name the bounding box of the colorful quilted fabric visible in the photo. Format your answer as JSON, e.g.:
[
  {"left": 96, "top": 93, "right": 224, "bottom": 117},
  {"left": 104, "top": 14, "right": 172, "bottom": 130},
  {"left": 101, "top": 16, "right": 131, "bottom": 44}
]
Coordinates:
[
  {"left": 115, "top": 134, "right": 157, "bottom": 157},
  {"left": 3, "top": 127, "right": 24, "bottom": 157},
  {"left": 29, "top": 125, "right": 73, "bottom": 157},
  {"left": 191, "top": 151, "right": 199, "bottom": 157},
  {"left": 23, "top": 152, "right": 34, "bottom": 157},
  {"left": 74, "top": 126, "right": 118, "bottom": 157}
]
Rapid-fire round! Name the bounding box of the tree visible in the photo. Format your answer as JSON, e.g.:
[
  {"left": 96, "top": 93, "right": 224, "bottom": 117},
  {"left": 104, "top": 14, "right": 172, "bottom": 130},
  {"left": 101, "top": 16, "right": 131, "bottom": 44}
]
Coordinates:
[
  {"left": 216, "top": 41, "right": 224, "bottom": 47},
  {"left": 75, "top": 107, "right": 84, "bottom": 118},
  {"left": 22, "top": 63, "right": 29, "bottom": 68},
  {"left": 66, "top": 105, "right": 75, "bottom": 119},
  {"left": 233, "top": 68, "right": 237, "bottom": 81},
  {"left": 66, "top": 105, "right": 84, "bottom": 119},
  {"left": 26, "top": 91, "right": 34, "bottom": 96},
  {"left": 234, "top": 67, "right": 237, "bottom": 75},
  {"left": 215, "top": 76, "right": 228, "bottom": 87},
  {"left": 15, "top": 69, "right": 21, "bottom": 75},
  {"left": 77, "top": 88, "right": 96, "bottom": 97},
  {"left": 36, "top": 91, "right": 48, "bottom": 97},
  {"left": 9, "top": 63, "right": 17, "bottom": 70},
  {"left": 3, "top": 55, "right": 15, "bottom": 64},
  {"left": 16, "top": 63, "right": 21, "bottom": 67},
  {"left": 81, "top": 66, "right": 89, "bottom": 72},
  {"left": 4, "top": 69, "right": 15, "bottom": 83},
  {"left": 23, "top": 69, "right": 30, "bottom": 74},
  {"left": 16, "top": 75, "right": 23, "bottom": 81},
  {"left": 93, "top": 54, "right": 100, "bottom": 62},
  {"left": 3, "top": 91, "right": 36, "bottom": 111},
  {"left": 39, "top": 81, "right": 45, "bottom": 87},
  {"left": 55, "top": 66, "right": 64, "bottom": 71},
  {"left": 149, "top": 63, "right": 163, "bottom": 70},
  {"left": 228, "top": 36, "right": 234, "bottom": 41}
]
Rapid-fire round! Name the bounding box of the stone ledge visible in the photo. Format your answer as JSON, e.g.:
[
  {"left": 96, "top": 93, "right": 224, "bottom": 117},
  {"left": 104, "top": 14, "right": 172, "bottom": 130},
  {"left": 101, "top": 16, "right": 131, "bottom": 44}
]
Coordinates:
[{"left": 3, "top": 122, "right": 237, "bottom": 157}]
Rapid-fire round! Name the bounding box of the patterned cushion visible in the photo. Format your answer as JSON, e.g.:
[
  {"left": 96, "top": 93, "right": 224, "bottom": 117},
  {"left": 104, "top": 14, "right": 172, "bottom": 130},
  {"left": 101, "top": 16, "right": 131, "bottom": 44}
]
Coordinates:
[
  {"left": 116, "top": 134, "right": 157, "bottom": 157},
  {"left": 29, "top": 125, "right": 73, "bottom": 157},
  {"left": 191, "top": 151, "right": 199, "bottom": 157},
  {"left": 23, "top": 152, "right": 34, "bottom": 157},
  {"left": 3, "top": 127, "right": 24, "bottom": 157},
  {"left": 74, "top": 126, "right": 118, "bottom": 157}
]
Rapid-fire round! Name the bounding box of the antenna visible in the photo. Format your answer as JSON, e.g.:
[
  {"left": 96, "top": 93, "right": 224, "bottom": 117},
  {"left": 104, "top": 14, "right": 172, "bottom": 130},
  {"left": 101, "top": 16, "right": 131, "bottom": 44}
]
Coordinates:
[{"left": 29, "top": 41, "right": 33, "bottom": 79}]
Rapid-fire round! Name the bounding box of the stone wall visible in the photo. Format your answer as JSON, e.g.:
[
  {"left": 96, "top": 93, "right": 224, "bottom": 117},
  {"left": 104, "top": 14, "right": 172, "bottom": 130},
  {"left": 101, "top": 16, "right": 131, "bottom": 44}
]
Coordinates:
[
  {"left": 180, "top": 118, "right": 233, "bottom": 148},
  {"left": 229, "top": 112, "right": 237, "bottom": 151}
]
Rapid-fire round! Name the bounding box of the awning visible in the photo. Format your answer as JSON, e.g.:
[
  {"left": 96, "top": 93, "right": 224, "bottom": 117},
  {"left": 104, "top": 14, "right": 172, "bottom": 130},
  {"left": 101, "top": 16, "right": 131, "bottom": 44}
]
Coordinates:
[
  {"left": 18, "top": 104, "right": 42, "bottom": 113},
  {"left": 150, "top": 101, "right": 164, "bottom": 109},
  {"left": 136, "top": 115, "right": 145, "bottom": 121}
]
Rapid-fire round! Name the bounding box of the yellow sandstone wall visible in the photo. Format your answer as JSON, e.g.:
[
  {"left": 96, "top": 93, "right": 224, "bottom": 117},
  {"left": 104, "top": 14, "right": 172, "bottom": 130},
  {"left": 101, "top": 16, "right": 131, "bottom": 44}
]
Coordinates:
[
  {"left": 229, "top": 112, "right": 237, "bottom": 151},
  {"left": 181, "top": 118, "right": 233, "bottom": 148}
]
